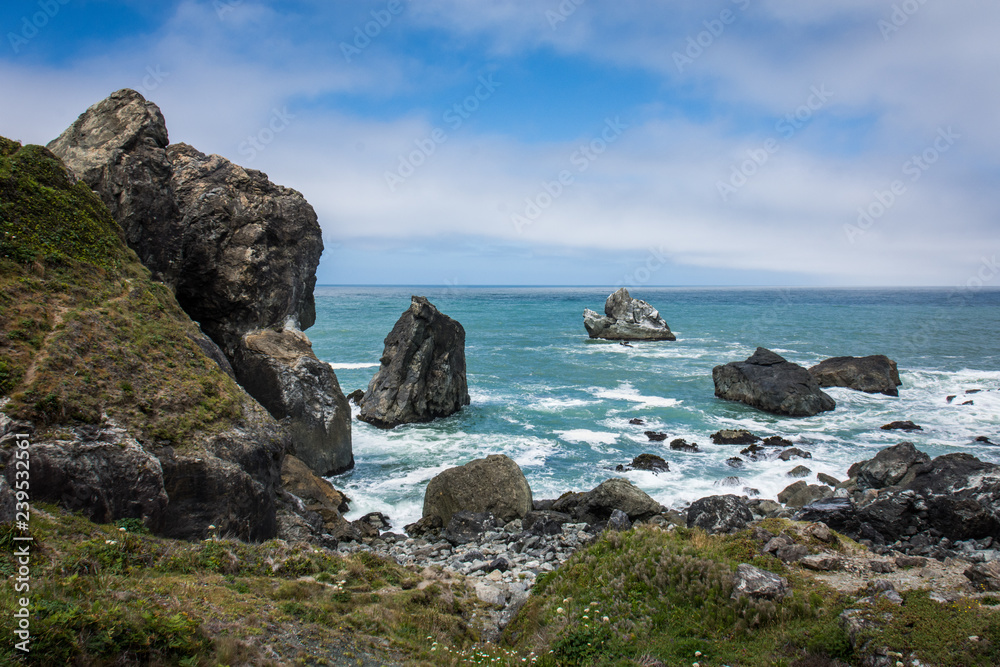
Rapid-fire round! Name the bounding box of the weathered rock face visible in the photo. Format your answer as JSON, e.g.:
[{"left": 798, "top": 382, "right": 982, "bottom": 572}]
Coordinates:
[
  {"left": 233, "top": 329, "right": 352, "bottom": 475},
  {"left": 1, "top": 408, "right": 286, "bottom": 542},
  {"left": 359, "top": 296, "right": 470, "bottom": 428},
  {"left": 49, "top": 89, "right": 351, "bottom": 477},
  {"left": 686, "top": 494, "right": 752, "bottom": 534},
  {"left": 166, "top": 142, "right": 322, "bottom": 352},
  {"left": 809, "top": 355, "right": 902, "bottom": 397},
  {"left": 731, "top": 563, "right": 790, "bottom": 601},
  {"left": 423, "top": 455, "right": 532, "bottom": 526},
  {"left": 553, "top": 478, "right": 664, "bottom": 524},
  {"left": 778, "top": 481, "right": 832, "bottom": 508},
  {"left": 712, "top": 348, "right": 836, "bottom": 417},
  {"left": 583, "top": 288, "right": 675, "bottom": 341},
  {"left": 46, "top": 89, "right": 180, "bottom": 277},
  {"left": 849, "top": 442, "right": 929, "bottom": 491}
]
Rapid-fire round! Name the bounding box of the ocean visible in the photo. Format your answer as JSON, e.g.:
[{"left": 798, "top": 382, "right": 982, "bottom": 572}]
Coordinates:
[{"left": 307, "top": 286, "right": 1000, "bottom": 529}]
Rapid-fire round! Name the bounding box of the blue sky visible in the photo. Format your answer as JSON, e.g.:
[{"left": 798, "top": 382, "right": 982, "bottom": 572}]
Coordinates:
[{"left": 1, "top": 0, "right": 997, "bottom": 286}]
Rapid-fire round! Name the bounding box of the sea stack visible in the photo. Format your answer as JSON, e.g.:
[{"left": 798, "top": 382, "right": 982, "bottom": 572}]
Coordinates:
[
  {"left": 583, "top": 287, "right": 675, "bottom": 341},
  {"left": 359, "top": 296, "right": 470, "bottom": 428},
  {"left": 808, "top": 355, "right": 902, "bottom": 397},
  {"left": 713, "top": 347, "right": 836, "bottom": 417}
]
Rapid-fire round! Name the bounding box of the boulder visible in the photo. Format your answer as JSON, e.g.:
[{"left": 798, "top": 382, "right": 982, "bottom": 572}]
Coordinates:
[
  {"left": 644, "top": 431, "right": 668, "bottom": 442},
  {"left": 686, "top": 494, "right": 753, "bottom": 534},
  {"left": 712, "top": 348, "right": 836, "bottom": 417},
  {"left": 630, "top": 453, "right": 669, "bottom": 473},
  {"left": 444, "top": 511, "right": 496, "bottom": 545},
  {"left": 359, "top": 296, "right": 470, "bottom": 428},
  {"left": 778, "top": 481, "right": 832, "bottom": 508},
  {"left": 422, "top": 455, "right": 531, "bottom": 526},
  {"left": 552, "top": 478, "right": 664, "bottom": 524},
  {"left": 808, "top": 355, "right": 902, "bottom": 397},
  {"left": 880, "top": 421, "right": 922, "bottom": 431},
  {"left": 964, "top": 562, "right": 1000, "bottom": 591},
  {"left": 787, "top": 465, "right": 812, "bottom": 478},
  {"left": 850, "top": 442, "right": 930, "bottom": 491},
  {"left": 731, "top": 563, "right": 790, "bottom": 601},
  {"left": 710, "top": 429, "right": 760, "bottom": 445},
  {"left": 583, "top": 288, "right": 675, "bottom": 341},
  {"left": 670, "top": 438, "right": 699, "bottom": 452},
  {"left": 605, "top": 509, "right": 632, "bottom": 532},
  {"left": 280, "top": 454, "right": 352, "bottom": 538},
  {"left": 778, "top": 448, "right": 812, "bottom": 461},
  {"left": 234, "top": 328, "right": 352, "bottom": 475}
]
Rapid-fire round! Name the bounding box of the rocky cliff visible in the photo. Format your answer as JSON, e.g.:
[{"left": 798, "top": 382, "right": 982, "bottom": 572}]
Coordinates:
[
  {"left": 0, "top": 137, "right": 285, "bottom": 540},
  {"left": 48, "top": 89, "right": 351, "bottom": 475}
]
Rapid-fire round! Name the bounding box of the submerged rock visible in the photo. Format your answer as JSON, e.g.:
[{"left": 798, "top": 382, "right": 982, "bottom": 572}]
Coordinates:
[
  {"left": 808, "top": 355, "right": 902, "bottom": 397},
  {"left": 881, "top": 420, "right": 922, "bottom": 431},
  {"left": 423, "top": 455, "right": 532, "bottom": 526},
  {"left": 629, "top": 453, "right": 670, "bottom": 473},
  {"left": 712, "top": 348, "right": 836, "bottom": 417},
  {"left": 359, "top": 296, "right": 470, "bottom": 429},
  {"left": 583, "top": 288, "right": 675, "bottom": 341},
  {"left": 711, "top": 429, "right": 760, "bottom": 445}
]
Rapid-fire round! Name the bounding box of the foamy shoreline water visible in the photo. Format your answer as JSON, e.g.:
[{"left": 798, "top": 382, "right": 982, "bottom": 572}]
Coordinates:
[{"left": 310, "top": 287, "right": 1000, "bottom": 529}]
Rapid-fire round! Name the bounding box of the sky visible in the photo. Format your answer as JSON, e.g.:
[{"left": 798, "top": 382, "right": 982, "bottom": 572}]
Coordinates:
[{"left": 1, "top": 0, "right": 997, "bottom": 287}]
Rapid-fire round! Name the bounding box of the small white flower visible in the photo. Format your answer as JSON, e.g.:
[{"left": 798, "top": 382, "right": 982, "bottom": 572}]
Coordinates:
[
  {"left": 119, "top": 527, "right": 127, "bottom": 532},
  {"left": 556, "top": 607, "right": 565, "bottom": 614}
]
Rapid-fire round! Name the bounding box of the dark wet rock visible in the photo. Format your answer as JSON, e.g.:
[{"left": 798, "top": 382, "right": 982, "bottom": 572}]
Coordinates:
[
  {"left": 553, "top": 478, "right": 664, "bottom": 525},
  {"left": 778, "top": 481, "right": 832, "bottom": 508},
  {"left": 710, "top": 429, "right": 760, "bottom": 445},
  {"left": 359, "top": 296, "right": 470, "bottom": 428},
  {"left": 731, "top": 563, "right": 790, "bottom": 601},
  {"left": 808, "top": 355, "right": 902, "bottom": 397},
  {"left": 714, "top": 476, "right": 744, "bottom": 488},
  {"left": 235, "top": 328, "right": 352, "bottom": 475},
  {"left": 740, "top": 444, "right": 769, "bottom": 461},
  {"left": 946, "top": 395, "right": 956, "bottom": 403},
  {"left": 787, "top": 465, "right": 812, "bottom": 478},
  {"left": 880, "top": 421, "right": 922, "bottom": 432},
  {"left": 976, "top": 436, "right": 996, "bottom": 445},
  {"left": 726, "top": 457, "right": 745, "bottom": 469},
  {"left": 967, "top": 389, "right": 983, "bottom": 394},
  {"left": 762, "top": 435, "right": 794, "bottom": 448},
  {"left": 644, "top": 431, "right": 668, "bottom": 442},
  {"left": 346, "top": 389, "right": 365, "bottom": 405},
  {"left": 605, "top": 509, "right": 632, "bottom": 531},
  {"left": 423, "top": 455, "right": 532, "bottom": 526},
  {"left": 629, "top": 418, "right": 645, "bottom": 425},
  {"left": 962, "top": 400, "right": 975, "bottom": 406},
  {"left": 687, "top": 494, "right": 753, "bottom": 534},
  {"left": 583, "top": 288, "right": 675, "bottom": 341},
  {"left": 712, "top": 348, "right": 836, "bottom": 417},
  {"left": 850, "top": 442, "right": 930, "bottom": 491},
  {"left": 817, "top": 473, "right": 842, "bottom": 487},
  {"left": 778, "top": 448, "right": 812, "bottom": 461},
  {"left": 630, "top": 453, "right": 670, "bottom": 473},
  {"left": 670, "top": 438, "right": 700, "bottom": 452}
]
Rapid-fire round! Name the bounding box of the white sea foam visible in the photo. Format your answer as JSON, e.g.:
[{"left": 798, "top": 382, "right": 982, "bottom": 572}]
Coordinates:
[
  {"left": 328, "top": 362, "right": 380, "bottom": 370},
  {"left": 555, "top": 429, "right": 619, "bottom": 446},
  {"left": 589, "top": 382, "right": 681, "bottom": 408}
]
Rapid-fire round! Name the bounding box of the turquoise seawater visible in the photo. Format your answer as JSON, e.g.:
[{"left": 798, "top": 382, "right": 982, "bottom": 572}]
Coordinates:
[{"left": 308, "top": 287, "right": 1000, "bottom": 528}]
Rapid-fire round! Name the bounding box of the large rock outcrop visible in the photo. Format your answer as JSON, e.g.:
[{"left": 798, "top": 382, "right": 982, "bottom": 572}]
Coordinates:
[
  {"left": 233, "top": 329, "right": 352, "bottom": 475},
  {"left": 551, "top": 477, "right": 665, "bottom": 524},
  {"left": 423, "top": 455, "right": 532, "bottom": 526},
  {"left": 808, "top": 355, "right": 902, "bottom": 397},
  {"left": 713, "top": 348, "right": 836, "bottom": 417},
  {"left": 48, "top": 89, "right": 351, "bottom": 476},
  {"left": 583, "top": 288, "right": 675, "bottom": 341},
  {"left": 359, "top": 296, "right": 470, "bottom": 428}
]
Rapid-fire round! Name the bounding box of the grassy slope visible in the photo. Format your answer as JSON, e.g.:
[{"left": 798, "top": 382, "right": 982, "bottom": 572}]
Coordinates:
[{"left": 0, "top": 136, "right": 243, "bottom": 444}]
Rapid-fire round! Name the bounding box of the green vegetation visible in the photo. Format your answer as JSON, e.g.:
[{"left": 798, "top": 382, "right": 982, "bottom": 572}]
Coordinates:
[
  {"left": 0, "top": 137, "right": 243, "bottom": 445},
  {"left": 0, "top": 507, "right": 485, "bottom": 665}
]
